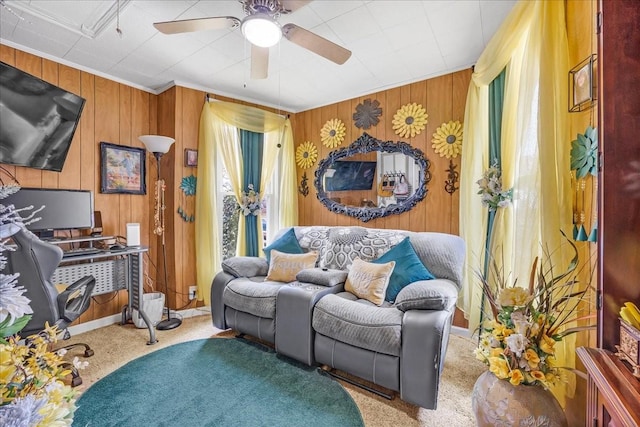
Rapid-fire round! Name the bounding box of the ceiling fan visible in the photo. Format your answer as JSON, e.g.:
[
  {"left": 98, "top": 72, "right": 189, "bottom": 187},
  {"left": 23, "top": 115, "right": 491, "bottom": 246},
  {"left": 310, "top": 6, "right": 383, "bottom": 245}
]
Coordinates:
[{"left": 153, "top": 0, "right": 352, "bottom": 79}]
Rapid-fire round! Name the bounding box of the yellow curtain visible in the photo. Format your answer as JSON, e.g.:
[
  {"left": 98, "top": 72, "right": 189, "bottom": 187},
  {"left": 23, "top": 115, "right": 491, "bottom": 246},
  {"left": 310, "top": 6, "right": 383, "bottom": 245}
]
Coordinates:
[
  {"left": 195, "top": 100, "right": 297, "bottom": 303},
  {"left": 277, "top": 121, "right": 298, "bottom": 229},
  {"left": 460, "top": 0, "right": 573, "bottom": 404},
  {"left": 194, "top": 106, "right": 221, "bottom": 306}
]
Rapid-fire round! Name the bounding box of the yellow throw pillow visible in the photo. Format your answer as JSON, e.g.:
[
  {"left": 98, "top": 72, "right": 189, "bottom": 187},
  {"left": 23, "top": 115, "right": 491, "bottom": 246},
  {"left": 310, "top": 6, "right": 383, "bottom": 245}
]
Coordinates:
[
  {"left": 345, "top": 258, "right": 396, "bottom": 306},
  {"left": 266, "top": 250, "right": 318, "bottom": 282}
]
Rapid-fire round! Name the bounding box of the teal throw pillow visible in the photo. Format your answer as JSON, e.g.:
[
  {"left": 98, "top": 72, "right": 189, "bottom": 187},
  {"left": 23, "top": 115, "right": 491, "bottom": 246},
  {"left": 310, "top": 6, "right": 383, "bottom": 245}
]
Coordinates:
[
  {"left": 264, "top": 228, "right": 303, "bottom": 264},
  {"left": 373, "top": 237, "right": 435, "bottom": 302}
]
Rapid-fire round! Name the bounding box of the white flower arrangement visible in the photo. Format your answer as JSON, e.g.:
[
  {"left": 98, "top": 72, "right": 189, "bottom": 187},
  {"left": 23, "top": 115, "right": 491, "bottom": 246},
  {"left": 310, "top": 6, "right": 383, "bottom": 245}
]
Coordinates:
[
  {"left": 476, "top": 161, "right": 513, "bottom": 211},
  {"left": 238, "top": 184, "right": 263, "bottom": 217}
]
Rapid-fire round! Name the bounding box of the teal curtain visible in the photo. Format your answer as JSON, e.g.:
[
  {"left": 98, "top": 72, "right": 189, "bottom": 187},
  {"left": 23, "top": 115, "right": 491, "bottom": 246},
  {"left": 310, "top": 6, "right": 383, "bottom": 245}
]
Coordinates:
[
  {"left": 480, "top": 68, "right": 506, "bottom": 327},
  {"left": 240, "top": 130, "right": 264, "bottom": 257}
]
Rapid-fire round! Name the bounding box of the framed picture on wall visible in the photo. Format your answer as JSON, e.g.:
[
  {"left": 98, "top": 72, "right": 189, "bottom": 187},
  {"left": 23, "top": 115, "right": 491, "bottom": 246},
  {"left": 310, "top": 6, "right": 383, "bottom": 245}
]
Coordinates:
[
  {"left": 100, "top": 142, "right": 146, "bottom": 194},
  {"left": 185, "top": 148, "right": 198, "bottom": 167},
  {"left": 569, "top": 54, "right": 597, "bottom": 112}
]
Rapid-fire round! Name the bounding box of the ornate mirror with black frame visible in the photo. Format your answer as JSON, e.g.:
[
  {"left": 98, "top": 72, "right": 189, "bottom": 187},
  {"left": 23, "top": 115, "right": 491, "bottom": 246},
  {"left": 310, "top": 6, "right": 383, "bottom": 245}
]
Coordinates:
[{"left": 314, "top": 133, "right": 431, "bottom": 222}]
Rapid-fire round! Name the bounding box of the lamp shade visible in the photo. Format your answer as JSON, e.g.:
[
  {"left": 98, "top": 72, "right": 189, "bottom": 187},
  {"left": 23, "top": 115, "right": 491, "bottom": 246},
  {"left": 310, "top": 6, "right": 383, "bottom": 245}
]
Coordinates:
[
  {"left": 138, "top": 135, "right": 175, "bottom": 154},
  {"left": 241, "top": 13, "right": 282, "bottom": 48}
]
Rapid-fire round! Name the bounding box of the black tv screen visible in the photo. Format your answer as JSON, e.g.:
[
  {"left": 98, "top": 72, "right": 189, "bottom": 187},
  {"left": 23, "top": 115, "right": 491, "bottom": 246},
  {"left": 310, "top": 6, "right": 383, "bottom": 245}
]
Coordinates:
[
  {"left": 4, "top": 188, "right": 93, "bottom": 234},
  {"left": 0, "top": 61, "right": 85, "bottom": 172},
  {"left": 324, "top": 161, "right": 377, "bottom": 191}
]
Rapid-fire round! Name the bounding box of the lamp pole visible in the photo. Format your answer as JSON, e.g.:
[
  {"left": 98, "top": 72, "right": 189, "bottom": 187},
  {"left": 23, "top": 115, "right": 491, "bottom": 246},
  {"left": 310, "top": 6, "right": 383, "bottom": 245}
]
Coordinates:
[{"left": 139, "top": 135, "right": 181, "bottom": 330}]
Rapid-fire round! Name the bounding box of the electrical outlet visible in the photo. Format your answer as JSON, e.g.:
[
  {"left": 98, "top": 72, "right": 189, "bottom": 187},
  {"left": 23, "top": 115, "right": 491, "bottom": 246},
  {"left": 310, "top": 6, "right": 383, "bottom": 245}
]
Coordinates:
[{"left": 188, "top": 285, "right": 197, "bottom": 300}]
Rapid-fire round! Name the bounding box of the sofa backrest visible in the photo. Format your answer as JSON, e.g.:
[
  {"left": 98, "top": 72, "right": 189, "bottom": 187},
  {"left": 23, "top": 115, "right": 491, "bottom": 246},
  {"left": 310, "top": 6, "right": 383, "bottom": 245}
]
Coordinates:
[{"left": 271, "top": 226, "right": 465, "bottom": 291}]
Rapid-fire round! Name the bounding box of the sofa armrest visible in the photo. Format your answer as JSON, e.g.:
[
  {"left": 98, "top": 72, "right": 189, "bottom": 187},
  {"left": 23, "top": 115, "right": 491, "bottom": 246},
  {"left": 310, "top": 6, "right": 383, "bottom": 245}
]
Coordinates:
[
  {"left": 211, "top": 271, "right": 236, "bottom": 329},
  {"left": 394, "top": 279, "right": 458, "bottom": 312},
  {"left": 401, "top": 309, "right": 454, "bottom": 408},
  {"left": 221, "top": 256, "right": 269, "bottom": 278}
]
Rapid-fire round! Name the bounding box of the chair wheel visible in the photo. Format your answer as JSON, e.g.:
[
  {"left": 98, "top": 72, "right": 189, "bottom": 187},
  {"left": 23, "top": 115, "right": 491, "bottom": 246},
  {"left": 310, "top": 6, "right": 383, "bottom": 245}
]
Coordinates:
[
  {"left": 84, "top": 349, "right": 95, "bottom": 357},
  {"left": 71, "top": 376, "right": 83, "bottom": 387}
]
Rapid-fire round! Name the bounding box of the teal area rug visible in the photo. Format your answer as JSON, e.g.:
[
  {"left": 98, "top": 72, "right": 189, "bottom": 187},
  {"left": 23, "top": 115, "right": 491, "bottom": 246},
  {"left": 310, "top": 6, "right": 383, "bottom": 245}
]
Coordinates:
[{"left": 72, "top": 338, "right": 363, "bottom": 427}]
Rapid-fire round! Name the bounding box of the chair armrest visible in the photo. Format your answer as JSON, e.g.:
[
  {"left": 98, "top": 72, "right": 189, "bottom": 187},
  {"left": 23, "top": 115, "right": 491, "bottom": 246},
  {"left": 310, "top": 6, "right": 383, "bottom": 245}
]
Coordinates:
[
  {"left": 394, "top": 279, "right": 458, "bottom": 312},
  {"left": 221, "top": 256, "right": 269, "bottom": 278},
  {"left": 57, "top": 275, "right": 95, "bottom": 323}
]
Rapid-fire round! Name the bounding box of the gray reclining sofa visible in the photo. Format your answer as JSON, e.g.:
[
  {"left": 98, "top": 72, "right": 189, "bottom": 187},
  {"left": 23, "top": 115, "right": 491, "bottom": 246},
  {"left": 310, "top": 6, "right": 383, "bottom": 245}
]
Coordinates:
[{"left": 211, "top": 225, "right": 465, "bottom": 409}]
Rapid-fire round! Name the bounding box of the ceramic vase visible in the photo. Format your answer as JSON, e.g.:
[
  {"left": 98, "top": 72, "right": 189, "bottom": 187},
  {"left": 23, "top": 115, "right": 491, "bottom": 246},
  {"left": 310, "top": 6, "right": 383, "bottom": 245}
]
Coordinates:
[{"left": 471, "top": 371, "right": 568, "bottom": 427}]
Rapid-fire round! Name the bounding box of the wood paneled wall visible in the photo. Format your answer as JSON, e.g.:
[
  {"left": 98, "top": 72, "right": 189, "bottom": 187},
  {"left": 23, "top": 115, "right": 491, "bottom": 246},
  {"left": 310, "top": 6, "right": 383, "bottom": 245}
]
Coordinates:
[
  {"left": 0, "top": 44, "right": 157, "bottom": 323},
  {"left": 292, "top": 69, "right": 470, "bottom": 234}
]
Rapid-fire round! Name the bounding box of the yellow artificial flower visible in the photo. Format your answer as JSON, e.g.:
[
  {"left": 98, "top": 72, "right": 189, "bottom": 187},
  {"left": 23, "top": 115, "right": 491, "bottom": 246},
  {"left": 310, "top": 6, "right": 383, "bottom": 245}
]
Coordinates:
[
  {"left": 392, "top": 103, "right": 428, "bottom": 138},
  {"left": 295, "top": 141, "right": 318, "bottom": 169},
  {"left": 491, "top": 323, "right": 507, "bottom": 338},
  {"left": 531, "top": 370, "right": 546, "bottom": 382},
  {"left": 432, "top": 120, "right": 463, "bottom": 158},
  {"left": 320, "top": 118, "right": 346, "bottom": 148},
  {"left": 540, "top": 334, "right": 556, "bottom": 355},
  {"left": 524, "top": 348, "right": 541, "bottom": 369},
  {"left": 488, "top": 356, "right": 510, "bottom": 379},
  {"left": 490, "top": 347, "right": 504, "bottom": 358},
  {"left": 509, "top": 369, "right": 524, "bottom": 386},
  {"left": 497, "top": 287, "right": 532, "bottom": 307}
]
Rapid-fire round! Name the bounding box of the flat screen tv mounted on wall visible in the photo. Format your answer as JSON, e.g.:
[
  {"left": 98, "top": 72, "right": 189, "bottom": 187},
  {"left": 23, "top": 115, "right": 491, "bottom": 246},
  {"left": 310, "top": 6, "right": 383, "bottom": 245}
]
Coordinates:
[{"left": 0, "top": 61, "right": 86, "bottom": 172}]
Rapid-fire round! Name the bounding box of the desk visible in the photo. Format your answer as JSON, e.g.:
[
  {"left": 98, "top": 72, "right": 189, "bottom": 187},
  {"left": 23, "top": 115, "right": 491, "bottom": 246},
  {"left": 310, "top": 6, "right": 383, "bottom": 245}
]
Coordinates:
[{"left": 51, "top": 238, "right": 157, "bottom": 345}]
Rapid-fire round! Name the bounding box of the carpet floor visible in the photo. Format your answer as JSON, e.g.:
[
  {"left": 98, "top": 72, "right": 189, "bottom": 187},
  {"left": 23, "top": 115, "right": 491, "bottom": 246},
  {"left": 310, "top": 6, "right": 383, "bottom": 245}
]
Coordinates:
[{"left": 64, "top": 312, "right": 484, "bottom": 427}]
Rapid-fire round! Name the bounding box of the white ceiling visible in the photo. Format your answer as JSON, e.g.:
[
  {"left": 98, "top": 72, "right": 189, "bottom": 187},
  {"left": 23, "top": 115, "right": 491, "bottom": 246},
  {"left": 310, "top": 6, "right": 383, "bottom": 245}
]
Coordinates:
[{"left": 0, "top": 0, "right": 516, "bottom": 113}]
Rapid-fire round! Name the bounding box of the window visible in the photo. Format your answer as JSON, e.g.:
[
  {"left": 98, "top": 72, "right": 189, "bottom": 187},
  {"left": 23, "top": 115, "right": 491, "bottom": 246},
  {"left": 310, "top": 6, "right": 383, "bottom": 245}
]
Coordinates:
[{"left": 218, "top": 153, "right": 280, "bottom": 260}]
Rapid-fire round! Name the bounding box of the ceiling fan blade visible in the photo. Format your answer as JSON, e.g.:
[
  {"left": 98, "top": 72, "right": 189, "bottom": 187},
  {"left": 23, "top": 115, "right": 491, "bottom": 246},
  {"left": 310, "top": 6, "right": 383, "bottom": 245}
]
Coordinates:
[
  {"left": 251, "top": 45, "right": 269, "bottom": 79},
  {"left": 282, "top": 23, "right": 351, "bottom": 65},
  {"left": 154, "top": 17, "right": 240, "bottom": 34},
  {"left": 280, "top": 0, "right": 312, "bottom": 13}
]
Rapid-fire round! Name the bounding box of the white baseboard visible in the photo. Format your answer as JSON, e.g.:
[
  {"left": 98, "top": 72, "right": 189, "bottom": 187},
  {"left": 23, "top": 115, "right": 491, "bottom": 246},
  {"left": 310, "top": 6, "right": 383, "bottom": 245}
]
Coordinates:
[
  {"left": 67, "top": 306, "right": 211, "bottom": 336},
  {"left": 451, "top": 325, "right": 473, "bottom": 338}
]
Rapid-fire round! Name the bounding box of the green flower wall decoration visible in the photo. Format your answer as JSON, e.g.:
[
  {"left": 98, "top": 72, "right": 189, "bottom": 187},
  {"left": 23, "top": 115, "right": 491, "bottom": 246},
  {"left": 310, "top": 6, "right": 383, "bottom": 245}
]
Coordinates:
[
  {"left": 570, "top": 126, "right": 598, "bottom": 179},
  {"left": 180, "top": 175, "right": 197, "bottom": 196},
  {"left": 178, "top": 175, "right": 197, "bottom": 222}
]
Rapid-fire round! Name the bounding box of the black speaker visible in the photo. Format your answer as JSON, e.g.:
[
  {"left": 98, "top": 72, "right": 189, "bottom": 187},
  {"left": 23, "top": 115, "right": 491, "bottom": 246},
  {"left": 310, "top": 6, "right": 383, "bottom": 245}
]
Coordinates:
[{"left": 91, "top": 211, "right": 103, "bottom": 236}]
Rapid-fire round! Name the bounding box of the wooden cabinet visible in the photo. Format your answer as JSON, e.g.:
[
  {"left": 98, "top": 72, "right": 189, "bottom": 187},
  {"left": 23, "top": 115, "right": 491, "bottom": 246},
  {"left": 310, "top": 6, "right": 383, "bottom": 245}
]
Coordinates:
[
  {"left": 581, "top": 1, "right": 640, "bottom": 426},
  {"left": 597, "top": 0, "right": 640, "bottom": 352},
  {"left": 576, "top": 348, "right": 640, "bottom": 427}
]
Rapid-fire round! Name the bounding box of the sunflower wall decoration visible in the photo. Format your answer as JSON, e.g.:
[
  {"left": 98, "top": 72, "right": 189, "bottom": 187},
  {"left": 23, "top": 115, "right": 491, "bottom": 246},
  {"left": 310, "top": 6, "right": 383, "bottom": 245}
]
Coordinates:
[
  {"left": 432, "top": 120, "right": 463, "bottom": 158},
  {"left": 353, "top": 98, "right": 382, "bottom": 129},
  {"left": 295, "top": 141, "right": 318, "bottom": 169},
  {"left": 320, "top": 118, "right": 346, "bottom": 148},
  {"left": 392, "top": 103, "right": 428, "bottom": 138}
]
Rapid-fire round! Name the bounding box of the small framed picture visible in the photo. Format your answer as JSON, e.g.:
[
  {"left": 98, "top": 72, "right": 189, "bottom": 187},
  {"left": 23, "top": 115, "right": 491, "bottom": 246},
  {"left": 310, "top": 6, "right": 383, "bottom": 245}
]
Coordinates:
[
  {"left": 569, "top": 54, "right": 597, "bottom": 112},
  {"left": 185, "top": 149, "right": 198, "bottom": 167},
  {"left": 100, "top": 142, "right": 146, "bottom": 194}
]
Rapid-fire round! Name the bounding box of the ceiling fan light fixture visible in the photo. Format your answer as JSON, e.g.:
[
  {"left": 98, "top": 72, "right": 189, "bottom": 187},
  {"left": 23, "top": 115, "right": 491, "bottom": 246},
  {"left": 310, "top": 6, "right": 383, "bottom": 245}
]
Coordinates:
[{"left": 241, "top": 13, "right": 281, "bottom": 48}]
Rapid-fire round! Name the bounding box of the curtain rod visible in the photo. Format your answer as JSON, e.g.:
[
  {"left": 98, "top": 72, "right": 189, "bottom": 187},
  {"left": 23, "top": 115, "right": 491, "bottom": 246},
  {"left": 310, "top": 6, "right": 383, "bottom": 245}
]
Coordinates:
[{"left": 204, "top": 93, "right": 289, "bottom": 119}]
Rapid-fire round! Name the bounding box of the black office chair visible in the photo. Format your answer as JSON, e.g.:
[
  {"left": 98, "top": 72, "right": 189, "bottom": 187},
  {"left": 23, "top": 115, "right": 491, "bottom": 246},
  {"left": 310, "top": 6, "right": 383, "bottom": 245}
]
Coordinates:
[{"left": 5, "top": 227, "right": 96, "bottom": 386}]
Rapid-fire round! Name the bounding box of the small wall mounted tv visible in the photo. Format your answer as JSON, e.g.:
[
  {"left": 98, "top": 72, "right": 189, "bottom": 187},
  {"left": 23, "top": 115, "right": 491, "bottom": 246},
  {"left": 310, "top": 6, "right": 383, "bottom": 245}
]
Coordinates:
[
  {"left": 0, "top": 61, "right": 86, "bottom": 172},
  {"left": 324, "top": 161, "right": 377, "bottom": 191}
]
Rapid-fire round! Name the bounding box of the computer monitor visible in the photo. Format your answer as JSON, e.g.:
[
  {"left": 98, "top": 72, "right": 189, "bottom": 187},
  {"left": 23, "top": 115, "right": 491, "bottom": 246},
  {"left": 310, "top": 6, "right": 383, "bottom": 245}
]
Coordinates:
[{"left": 4, "top": 188, "right": 94, "bottom": 239}]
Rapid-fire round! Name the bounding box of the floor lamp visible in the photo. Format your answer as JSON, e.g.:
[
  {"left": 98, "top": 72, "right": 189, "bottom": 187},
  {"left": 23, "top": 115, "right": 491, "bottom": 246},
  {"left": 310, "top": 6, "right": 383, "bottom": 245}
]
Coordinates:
[{"left": 139, "top": 135, "right": 182, "bottom": 330}]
